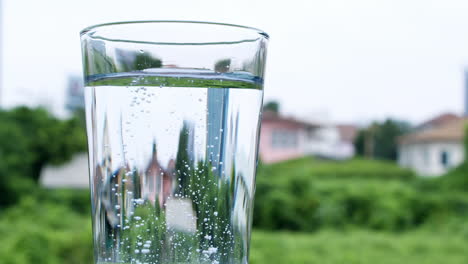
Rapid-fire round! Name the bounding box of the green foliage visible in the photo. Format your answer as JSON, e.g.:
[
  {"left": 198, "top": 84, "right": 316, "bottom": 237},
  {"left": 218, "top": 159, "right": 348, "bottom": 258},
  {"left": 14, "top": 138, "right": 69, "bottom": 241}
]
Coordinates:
[
  {"left": 355, "top": 119, "right": 411, "bottom": 160},
  {"left": 0, "top": 196, "right": 93, "bottom": 264},
  {"left": 254, "top": 158, "right": 468, "bottom": 232},
  {"left": 214, "top": 58, "right": 231, "bottom": 73},
  {"left": 35, "top": 188, "right": 91, "bottom": 215},
  {"left": 5, "top": 107, "right": 86, "bottom": 178},
  {"left": 0, "top": 105, "right": 467, "bottom": 263},
  {"left": 0, "top": 107, "right": 87, "bottom": 208},
  {"left": 0, "top": 156, "right": 468, "bottom": 263},
  {"left": 465, "top": 124, "right": 468, "bottom": 163},
  {"left": 261, "top": 158, "right": 415, "bottom": 181},
  {"left": 250, "top": 230, "right": 468, "bottom": 264},
  {"left": 133, "top": 53, "right": 162, "bottom": 70},
  {"left": 263, "top": 101, "right": 280, "bottom": 113},
  {"left": 430, "top": 162, "right": 468, "bottom": 192},
  {"left": 0, "top": 176, "right": 36, "bottom": 210}
]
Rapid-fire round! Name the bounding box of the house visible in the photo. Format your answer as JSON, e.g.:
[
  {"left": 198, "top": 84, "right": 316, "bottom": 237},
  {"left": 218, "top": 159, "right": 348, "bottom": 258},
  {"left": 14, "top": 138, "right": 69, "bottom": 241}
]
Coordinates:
[
  {"left": 259, "top": 111, "right": 317, "bottom": 163},
  {"left": 40, "top": 153, "right": 89, "bottom": 188},
  {"left": 398, "top": 114, "right": 466, "bottom": 176},
  {"left": 416, "top": 113, "right": 460, "bottom": 131},
  {"left": 259, "top": 111, "right": 357, "bottom": 164}
]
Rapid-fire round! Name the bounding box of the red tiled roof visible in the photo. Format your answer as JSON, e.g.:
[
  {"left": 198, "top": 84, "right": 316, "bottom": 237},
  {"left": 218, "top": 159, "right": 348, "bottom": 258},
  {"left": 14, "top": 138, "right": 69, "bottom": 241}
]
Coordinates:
[
  {"left": 400, "top": 118, "right": 467, "bottom": 144},
  {"left": 417, "top": 113, "right": 461, "bottom": 130}
]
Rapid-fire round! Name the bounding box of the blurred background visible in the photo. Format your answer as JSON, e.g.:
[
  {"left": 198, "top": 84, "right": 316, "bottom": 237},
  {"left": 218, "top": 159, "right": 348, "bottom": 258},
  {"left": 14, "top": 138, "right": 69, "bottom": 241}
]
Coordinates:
[{"left": 2, "top": 0, "right": 468, "bottom": 263}]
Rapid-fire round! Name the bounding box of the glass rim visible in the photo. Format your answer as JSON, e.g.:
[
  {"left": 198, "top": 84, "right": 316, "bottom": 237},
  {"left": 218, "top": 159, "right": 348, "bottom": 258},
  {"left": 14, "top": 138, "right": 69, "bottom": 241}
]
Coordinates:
[{"left": 80, "top": 20, "right": 269, "bottom": 45}]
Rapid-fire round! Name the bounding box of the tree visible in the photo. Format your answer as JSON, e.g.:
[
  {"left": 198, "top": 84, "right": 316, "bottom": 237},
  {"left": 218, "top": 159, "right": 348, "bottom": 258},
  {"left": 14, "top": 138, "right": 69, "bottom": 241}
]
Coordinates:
[
  {"left": 214, "top": 59, "right": 231, "bottom": 73},
  {"left": 354, "top": 119, "right": 412, "bottom": 161},
  {"left": 0, "top": 107, "right": 87, "bottom": 208},
  {"left": 0, "top": 107, "right": 87, "bottom": 183},
  {"left": 263, "top": 101, "right": 280, "bottom": 113},
  {"left": 133, "top": 53, "right": 162, "bottom": 70},
  {"left": 0, "top": 116, "right": 36, "bottom": 207},
  {"left": 175, "top": 122, "right": 192, "bottom": 196}
]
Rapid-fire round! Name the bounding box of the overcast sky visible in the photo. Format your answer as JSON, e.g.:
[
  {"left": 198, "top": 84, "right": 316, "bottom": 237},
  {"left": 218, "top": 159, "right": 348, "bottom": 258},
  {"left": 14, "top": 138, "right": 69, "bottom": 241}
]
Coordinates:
[{"left": 3, "top": 0, "right": 468, "bottom": 124}]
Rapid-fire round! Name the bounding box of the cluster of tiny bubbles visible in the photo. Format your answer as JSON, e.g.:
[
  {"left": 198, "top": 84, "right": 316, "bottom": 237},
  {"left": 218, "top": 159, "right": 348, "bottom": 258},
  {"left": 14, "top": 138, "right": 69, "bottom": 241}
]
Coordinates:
[{"left": 128, "top": 86, "right": 154, "bottom": 110}]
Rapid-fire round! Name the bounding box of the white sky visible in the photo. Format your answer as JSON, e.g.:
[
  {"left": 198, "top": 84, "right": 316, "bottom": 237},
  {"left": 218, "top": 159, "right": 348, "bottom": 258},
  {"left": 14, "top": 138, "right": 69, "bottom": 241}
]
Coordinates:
[{"left": 3, "top": 0, "right": 468, "bottom": 124}]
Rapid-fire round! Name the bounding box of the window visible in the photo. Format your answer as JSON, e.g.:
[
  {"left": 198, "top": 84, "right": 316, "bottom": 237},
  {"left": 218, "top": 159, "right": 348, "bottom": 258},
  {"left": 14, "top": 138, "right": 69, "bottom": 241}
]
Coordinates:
[
  {"left": 440, "top": 151, "right": 450, "bottom": 168},
  {"left": 272, "top": 130, "right": 298, "bottom": 149}
]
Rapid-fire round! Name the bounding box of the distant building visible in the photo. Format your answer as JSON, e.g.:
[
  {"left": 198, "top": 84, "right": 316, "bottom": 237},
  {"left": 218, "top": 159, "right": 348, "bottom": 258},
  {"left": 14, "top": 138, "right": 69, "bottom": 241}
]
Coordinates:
[
  {"left": 416, "top": 113, "right": 460, "bottom": 132},
  {"left": 40, "top": 153, "right": 89, "bottom": 188},
  {"left": 145, "top": 142, "right": 175, "bottom": 207},
  {"left": 259, "top": 111, "right": 357, "bottom": 164},
  {"left": 336, "top": 124, "right": 358, "bottom": 157},
  {"left": 398, "top": 114, "right": 466, "bottom": 176},
  {"left": 65, "top": 76, "right": 85, "bottom": 112},
  {"left": 206, "top": 88, "right": 229, "bottom": 173},
  {"left": 465, "top": 70, "right": 468, "bottom": 116},
  {"left": 259, "top": 111, "right": 315, "bottom": 163}
]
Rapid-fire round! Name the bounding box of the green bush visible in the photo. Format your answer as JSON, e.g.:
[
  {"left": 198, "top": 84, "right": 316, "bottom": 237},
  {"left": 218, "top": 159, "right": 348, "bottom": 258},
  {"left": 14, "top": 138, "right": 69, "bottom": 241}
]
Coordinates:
[
  {"left": 0, "top": 196, "right": 93, "bottom": 264},
  {"left": 254, "top": 158, "right": 468, "bottom": 232},
  {"left": 258, "top": 158, "right": 415, "bottom": 183},
  {"left": 0, "top": 107, "right": 87, "bottom": 209},
  {"left": 36, "top": 188, "right": 91, "bottom": 215},
  {"left": 250, "top": 230, "right": 468, "bottom": 264}
]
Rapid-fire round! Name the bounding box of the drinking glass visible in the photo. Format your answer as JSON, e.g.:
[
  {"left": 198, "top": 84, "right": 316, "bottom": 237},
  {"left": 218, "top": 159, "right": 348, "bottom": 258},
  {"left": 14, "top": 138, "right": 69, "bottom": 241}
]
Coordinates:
[{"left": 80, "top": 21, "right": 268, "bottom": 264}]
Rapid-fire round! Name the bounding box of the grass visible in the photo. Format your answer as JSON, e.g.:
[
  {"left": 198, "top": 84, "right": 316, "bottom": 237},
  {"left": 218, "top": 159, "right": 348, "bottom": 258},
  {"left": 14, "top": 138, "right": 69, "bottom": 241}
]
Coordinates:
[{"left": 250, "top": 229, "right": 468, "bottom": 264}]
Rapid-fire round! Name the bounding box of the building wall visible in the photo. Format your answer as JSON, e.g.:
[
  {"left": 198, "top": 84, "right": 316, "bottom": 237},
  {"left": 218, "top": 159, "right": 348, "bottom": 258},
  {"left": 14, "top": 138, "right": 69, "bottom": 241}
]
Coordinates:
[
  {"left": 398, "top": 141, "right": 464, "bottom": 176},
  {"left": 465, "top": 70, "right": 468, "bottom": 116},
  {"left": 259, "top": 123, "right": 306, "bottom": 164},
  {"left": 304, "top": 126, "right": 355, "bottom": 159},
  {"left": 40, "top": 153, "right": 89, "bottom": 188}
]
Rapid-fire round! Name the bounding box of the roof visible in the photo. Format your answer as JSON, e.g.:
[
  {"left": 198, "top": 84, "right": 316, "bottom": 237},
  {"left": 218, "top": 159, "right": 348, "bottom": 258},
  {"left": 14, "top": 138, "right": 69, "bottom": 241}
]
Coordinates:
[
  {"left": 399, "top": 118, "right": 467, "bottom": 144},
  {"left": 336, "top": 124, "right": 358, "bottom": 142},
  {"left": 417, "top": 113, "right": 461, "bottom": 131},
  {"left": 261, "top": 111, "right": 319, "bottom": 129}
]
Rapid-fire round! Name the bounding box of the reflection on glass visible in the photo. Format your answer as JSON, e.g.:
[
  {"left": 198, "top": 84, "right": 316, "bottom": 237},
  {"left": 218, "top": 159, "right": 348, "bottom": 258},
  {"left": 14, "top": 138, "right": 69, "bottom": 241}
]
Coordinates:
[{"left": 82, "top": 21, "right": 268, "bottom": 264}]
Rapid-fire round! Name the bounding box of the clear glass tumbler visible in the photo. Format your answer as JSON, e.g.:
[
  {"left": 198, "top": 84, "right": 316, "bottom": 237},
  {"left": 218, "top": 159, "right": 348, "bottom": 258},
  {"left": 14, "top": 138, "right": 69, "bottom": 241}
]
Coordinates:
[{"left": 80, "top": 21, "right": 268, "bottom": 264}]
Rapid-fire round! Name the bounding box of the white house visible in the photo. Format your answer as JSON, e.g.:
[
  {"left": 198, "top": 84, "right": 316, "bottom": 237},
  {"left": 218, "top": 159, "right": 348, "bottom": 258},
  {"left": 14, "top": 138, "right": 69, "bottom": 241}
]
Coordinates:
[
  {"left": 398, "top": 117, "right": 466, "bottom": 176},
  {"left": 258, "top": 111, "right": 357, "bottom": 163},
  {"left": 40, "top": 153, "right": 89, "bottom": 188}
]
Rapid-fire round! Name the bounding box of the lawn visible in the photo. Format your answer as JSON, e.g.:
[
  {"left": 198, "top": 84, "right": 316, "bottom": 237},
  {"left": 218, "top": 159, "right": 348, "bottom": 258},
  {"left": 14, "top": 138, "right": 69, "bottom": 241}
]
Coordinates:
[{"left": 251, "top": 229, "right": 468, "bottom": 264}]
